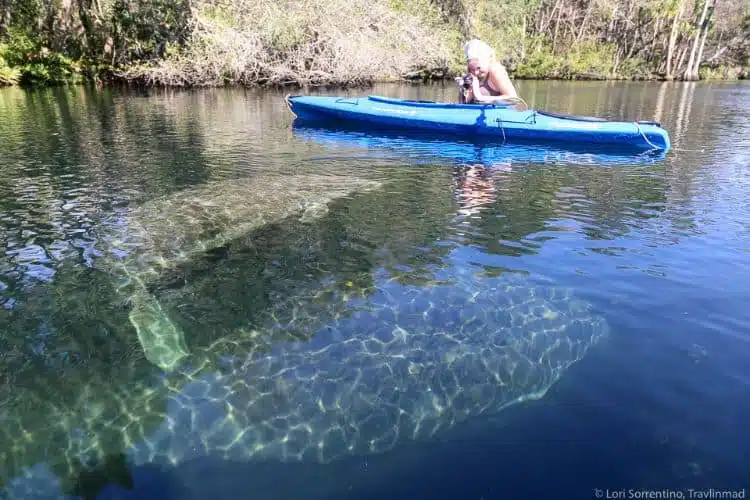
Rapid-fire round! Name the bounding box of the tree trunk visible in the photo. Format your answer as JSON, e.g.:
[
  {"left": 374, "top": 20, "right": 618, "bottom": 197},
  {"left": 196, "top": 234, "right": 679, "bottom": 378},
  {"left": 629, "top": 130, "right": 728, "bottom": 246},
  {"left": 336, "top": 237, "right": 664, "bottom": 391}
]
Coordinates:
[
  {"left": 0, "top": 0, "right": 10, "bottom": 38},
  {"left": 675, "top": 42, "right": 689, "bottom": 75},
  {"left": 626, "top": 23, "right": 640, "bottom": 59},
  {"left": 612, "top": 46, "right": 622, "bottom": 75},
  {"left": 692, "top": 20, "right": 710, "bottom": 76},
  {"left": 687, "top": 0, "right": 716, "bottom": 79},
  {"left": 683, "top": 0, "right": 712, "bottom": 80},
  {"left": 605, "top": 5, "right": 619, "bottom": 43},
  {"left": 540, "top": 0, "right": 562, "bottom": 35},
  {"left": 576, "top": 0, "right": 593, "bottom": 43},
  {"left": 565, "top": 4, "right": 576, "bottom": 42},
  {"left": 552, "top": 1, "right": 563, "bottom": 53},
  {"left": 535, "top": 0, "right": 545, "bottom": 33},
  {"left": 621, "top": 0, "right": 638, "bottom": 59},
  {"left": 665, "top": 0, "right": 686, "bottom": 80},
  {"left": 649, "top": 17, "right": 661, "bottom": 65}
]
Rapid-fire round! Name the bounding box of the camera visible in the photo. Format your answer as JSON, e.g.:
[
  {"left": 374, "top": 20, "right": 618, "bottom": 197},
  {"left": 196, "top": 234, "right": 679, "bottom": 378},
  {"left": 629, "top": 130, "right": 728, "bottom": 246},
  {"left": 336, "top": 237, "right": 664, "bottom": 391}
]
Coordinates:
[{"left": 462, "top": 74, "right": 473, "bottom": 89}]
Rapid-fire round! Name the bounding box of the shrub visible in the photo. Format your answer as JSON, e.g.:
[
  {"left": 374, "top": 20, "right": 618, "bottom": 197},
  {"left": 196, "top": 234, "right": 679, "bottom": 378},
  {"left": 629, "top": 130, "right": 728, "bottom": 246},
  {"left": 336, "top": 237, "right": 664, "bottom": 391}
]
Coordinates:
[
  {"left": 0, "top": 29, "right": 82, "bottom": 86},
  {"left": 118, "top": 0, "right": 454, "bottom": 87}
]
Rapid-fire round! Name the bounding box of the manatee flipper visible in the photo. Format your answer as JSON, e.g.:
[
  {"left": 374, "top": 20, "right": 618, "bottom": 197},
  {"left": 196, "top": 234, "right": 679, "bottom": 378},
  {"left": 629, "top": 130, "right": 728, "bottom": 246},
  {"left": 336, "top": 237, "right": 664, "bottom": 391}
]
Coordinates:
[{"left": 127, "top": 288, "right": 190, "bottom": 371}]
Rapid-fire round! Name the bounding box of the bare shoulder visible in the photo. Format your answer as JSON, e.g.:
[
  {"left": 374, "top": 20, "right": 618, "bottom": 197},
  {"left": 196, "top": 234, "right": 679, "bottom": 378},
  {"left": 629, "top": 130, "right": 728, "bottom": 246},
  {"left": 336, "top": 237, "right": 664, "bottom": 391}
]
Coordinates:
[
  {"left": 490, "top": 61, "right": 509, "bottom": 76},
  {"left": 489, "top": 61, "right": 517, "bottom": 96}
]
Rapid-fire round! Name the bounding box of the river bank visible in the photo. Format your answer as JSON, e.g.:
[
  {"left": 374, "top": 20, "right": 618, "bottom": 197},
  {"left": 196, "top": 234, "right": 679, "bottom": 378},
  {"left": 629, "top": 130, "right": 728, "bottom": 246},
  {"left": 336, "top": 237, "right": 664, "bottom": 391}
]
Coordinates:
[
  {"left": 1, "top": 62, "right": 747, "bottom": 90},
  {"left": 1, "top": 0, "right": 748, "bottom": 89}
]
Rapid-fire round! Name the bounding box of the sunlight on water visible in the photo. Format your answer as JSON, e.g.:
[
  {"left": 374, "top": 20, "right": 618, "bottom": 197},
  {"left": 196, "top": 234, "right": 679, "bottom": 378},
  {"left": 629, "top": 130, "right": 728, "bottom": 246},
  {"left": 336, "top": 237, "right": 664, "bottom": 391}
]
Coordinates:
[{"left": 0, "top": 81, "right": 749, "bottom": 499}]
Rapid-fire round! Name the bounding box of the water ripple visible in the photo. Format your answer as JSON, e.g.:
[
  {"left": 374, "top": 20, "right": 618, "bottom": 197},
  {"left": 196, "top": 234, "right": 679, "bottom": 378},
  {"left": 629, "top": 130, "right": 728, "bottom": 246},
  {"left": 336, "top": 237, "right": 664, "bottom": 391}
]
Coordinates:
[{"left": 1, "top": 82, "right": 750, "bottom": 496}]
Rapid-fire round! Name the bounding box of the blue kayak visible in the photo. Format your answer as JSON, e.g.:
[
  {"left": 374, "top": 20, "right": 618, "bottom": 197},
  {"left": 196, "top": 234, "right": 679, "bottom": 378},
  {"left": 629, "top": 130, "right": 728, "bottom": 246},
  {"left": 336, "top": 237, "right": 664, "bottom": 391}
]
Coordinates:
[{"left": 285, "top": 95, "right": 671, "bottom": 152}]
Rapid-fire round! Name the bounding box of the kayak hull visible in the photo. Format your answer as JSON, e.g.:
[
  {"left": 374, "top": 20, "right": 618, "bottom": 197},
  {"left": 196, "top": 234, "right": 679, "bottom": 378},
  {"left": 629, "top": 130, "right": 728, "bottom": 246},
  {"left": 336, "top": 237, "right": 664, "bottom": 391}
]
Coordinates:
[{"left": 285, "top": 95, "right": 671, "bottom": 152}]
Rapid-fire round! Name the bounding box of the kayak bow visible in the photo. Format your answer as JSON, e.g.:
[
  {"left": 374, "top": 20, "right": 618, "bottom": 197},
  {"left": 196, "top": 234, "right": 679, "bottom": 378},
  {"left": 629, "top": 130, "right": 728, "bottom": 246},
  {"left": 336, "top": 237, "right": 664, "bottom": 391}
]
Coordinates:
[{"left": 285, "top": 95, "right": 671, "bottom": 152}]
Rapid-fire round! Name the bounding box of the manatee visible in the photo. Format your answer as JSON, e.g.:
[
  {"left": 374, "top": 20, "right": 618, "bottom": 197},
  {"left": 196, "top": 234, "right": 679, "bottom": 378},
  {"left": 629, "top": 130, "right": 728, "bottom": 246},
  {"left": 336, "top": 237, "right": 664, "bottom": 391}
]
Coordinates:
[
  {"left": 1, "top": 269, "right": 608, "bottom": 499},
  {"left": 98, "top": 172, "right": 383, "bottom": 371},
  {"left": 131, "top": 273, "right": 608, "bottom": 465}
]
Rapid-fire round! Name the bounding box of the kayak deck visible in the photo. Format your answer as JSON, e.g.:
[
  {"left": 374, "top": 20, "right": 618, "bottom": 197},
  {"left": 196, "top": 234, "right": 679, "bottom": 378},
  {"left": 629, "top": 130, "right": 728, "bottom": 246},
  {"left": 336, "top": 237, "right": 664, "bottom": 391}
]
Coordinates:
[{"left": 285, "top": 95, "right": 671, "bottom": 152}]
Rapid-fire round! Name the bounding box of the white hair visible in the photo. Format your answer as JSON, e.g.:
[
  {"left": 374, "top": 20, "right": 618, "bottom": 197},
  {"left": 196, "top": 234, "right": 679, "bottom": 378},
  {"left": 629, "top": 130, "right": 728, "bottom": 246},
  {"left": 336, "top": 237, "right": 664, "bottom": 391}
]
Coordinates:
[{"left": 463, "top": 39, "right": 495, "bottom": 62}]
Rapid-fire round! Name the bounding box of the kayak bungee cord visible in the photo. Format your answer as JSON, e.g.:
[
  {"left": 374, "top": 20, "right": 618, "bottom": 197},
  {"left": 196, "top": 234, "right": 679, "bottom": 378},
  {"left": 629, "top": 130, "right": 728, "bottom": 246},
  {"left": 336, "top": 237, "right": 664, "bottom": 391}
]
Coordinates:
[
  {"left": 635, "top": 122, "right": 663, "bottom": 150},
  {"left": 497, "top": 117, "right": 506, "bottom": 144},
  {"left": 495, "top": 96, "right": 530, "bottom": 111},
  {"left": 634, "top": 121, "right": 705, "bottom": 153}
]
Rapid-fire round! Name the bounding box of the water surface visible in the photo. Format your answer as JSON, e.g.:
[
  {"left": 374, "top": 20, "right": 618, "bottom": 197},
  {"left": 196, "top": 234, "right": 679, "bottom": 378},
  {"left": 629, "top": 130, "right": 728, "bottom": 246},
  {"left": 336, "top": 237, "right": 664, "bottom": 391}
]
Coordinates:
[{"left": 0, "top": 80, "right": 749, "bottom": 500}]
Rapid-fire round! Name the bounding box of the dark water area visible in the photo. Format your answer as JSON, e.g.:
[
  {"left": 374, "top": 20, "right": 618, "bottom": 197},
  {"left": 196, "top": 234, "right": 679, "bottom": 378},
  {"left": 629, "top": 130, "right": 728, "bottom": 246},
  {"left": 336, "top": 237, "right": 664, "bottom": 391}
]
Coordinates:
[{"left": 0, "top": 80, "right": 748, "bottom": 500}]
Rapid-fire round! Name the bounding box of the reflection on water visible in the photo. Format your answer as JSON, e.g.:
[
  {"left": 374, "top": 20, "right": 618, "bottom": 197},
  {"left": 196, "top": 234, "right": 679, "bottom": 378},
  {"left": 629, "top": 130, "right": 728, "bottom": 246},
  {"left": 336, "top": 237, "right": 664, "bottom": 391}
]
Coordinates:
[
  {"left": 0, "top": 81, "right": 749, "bottom": 499},
  {"left": 454, "top": 164, "right": 504, "bottom": 218},
  {"left": 291, "top": 121, "right": 670, "bottom": 167}
]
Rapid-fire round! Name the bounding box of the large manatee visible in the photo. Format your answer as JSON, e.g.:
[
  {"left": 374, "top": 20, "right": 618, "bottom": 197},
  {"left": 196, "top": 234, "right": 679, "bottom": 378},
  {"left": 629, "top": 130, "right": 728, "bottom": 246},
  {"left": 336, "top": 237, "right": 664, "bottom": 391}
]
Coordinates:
[
  {"left": 0, "top": 167, "right": 609, "bottom": 499},
  {"left": 2, "top": 268, "right": 608, "bottom": 499},
  {"left": 130, "top": 271, "right": 609, "bottom": 465},
  {"left": 99, "top": 172, "right": 383, "bottom": 371}
]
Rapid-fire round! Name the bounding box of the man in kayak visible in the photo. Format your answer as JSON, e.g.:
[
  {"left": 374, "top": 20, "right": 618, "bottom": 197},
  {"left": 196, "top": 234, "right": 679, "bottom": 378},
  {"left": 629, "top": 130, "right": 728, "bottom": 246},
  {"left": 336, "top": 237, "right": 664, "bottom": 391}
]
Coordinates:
[{"left": 456, "top": 39, "right": 519, "bottom": 105}]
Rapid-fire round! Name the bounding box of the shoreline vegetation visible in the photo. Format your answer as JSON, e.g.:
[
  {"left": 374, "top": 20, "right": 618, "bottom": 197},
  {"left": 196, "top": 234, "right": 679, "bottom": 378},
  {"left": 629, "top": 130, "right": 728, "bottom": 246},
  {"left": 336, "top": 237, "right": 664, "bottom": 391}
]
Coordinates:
[{"left": 0, "top": 0, "right": 748, "bottom": 89}]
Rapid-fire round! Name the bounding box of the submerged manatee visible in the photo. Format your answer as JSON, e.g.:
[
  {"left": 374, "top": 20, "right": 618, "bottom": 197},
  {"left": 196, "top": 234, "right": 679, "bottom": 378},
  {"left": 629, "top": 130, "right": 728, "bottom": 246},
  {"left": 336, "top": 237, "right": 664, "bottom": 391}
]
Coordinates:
[
  {"left": 1, "top": 269, "right": 608, "bottom": 499},
  {"left": 132, "top": 272, "right": 608, "bottom": 465},
  {"left": 99, "top": 172, "right": 383, "bottom": 371}
]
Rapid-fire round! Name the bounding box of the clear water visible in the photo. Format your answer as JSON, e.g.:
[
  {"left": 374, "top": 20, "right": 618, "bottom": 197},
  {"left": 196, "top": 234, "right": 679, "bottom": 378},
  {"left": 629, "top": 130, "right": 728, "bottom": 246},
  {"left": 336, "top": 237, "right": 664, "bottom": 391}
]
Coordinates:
[{"left": 0, "top": 80, "right": 748, "bottom": 500}]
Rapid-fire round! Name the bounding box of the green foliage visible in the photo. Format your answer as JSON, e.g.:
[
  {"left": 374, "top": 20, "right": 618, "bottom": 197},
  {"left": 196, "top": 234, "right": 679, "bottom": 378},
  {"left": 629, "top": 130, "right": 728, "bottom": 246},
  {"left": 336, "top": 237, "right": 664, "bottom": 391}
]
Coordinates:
[
  {"left": 0, "top": 0, "right": 193, "bottom": 86},
  {"left": 199, "top": 6, "right": 235, "bottom": 29},
  {"left": 262, "top": 10, "right": 307, "bottom": 53},
  {"left": 16, "top": 54, "right": 82, "bottom": 86},
  {"left": 616, "top": 56, "right": 651, "bottom": 79},
  {"left": 513, "top": 47, "right": 563, "bottom": 79},
  {"left": 111, "top": 0, "right": 192, "bottom": 63},
  {"left": 566, "top": 42, "right": 617, "bottom": 77},
  {"left": 0, "top": 0, "right": 747, "bottom": 86},
  {"left": 0, "top": 29, "right": 82, "bottom": 86},
  {"left": 388, "top": 0, "right": 465, "bottom": 70},
  {"left": 700, "top": 64, "right": 747, "bottom": 79},
  {"left": 0, "top": 53, "right": 21, "bottom": 85},
  {"left": 9, "top": 0, "right": 44, "bottom": 29},
  {"left": 510, "top": 41, "right": 652, "bottom": 80},
  {"left": 467, "top": 0, "right": 539, "bottom": 62},
  {"left": 0, "top": 28, "right": 39, "bottom": 67},
  {"left": 513, "top": 42, "right": 620, "bottom": 79}
]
